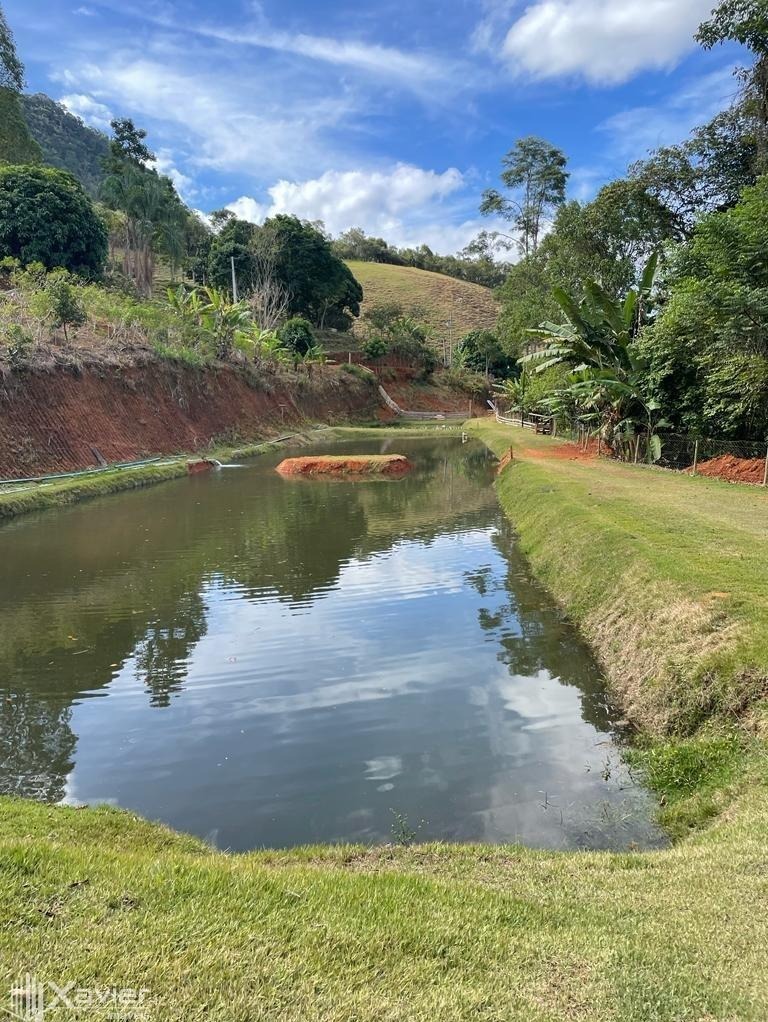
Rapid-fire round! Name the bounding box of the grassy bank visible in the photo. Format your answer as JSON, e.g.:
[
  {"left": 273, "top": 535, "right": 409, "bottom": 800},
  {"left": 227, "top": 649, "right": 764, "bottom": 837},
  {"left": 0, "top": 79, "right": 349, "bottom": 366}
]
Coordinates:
[
  {"left": 2, "top": 793, "right": 768, "bottom": 1022},
  {"left": 468, "top": 419, "right": 768, "bottom": 833}
]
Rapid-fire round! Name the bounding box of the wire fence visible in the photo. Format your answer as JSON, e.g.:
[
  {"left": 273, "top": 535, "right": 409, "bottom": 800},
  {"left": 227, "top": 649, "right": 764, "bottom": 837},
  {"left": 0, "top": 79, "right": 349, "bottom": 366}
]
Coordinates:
[
  {"left": 554, "top": 421, "right": 768, "bottom": 486},
  {"left": 494, "top": 408, "right": 768, "bottom": 487}
]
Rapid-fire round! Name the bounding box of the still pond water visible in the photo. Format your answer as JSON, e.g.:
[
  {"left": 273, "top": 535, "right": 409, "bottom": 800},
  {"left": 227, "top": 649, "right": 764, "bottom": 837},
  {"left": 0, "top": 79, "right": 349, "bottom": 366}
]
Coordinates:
[{"left": 1, "top": 436, "right": 664, "bottom": 851}]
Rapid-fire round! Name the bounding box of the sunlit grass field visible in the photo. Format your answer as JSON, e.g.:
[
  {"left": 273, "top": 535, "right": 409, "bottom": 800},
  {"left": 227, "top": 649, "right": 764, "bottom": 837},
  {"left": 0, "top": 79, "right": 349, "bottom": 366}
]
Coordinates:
[{"left": 346, "top": 261, "right": 499, "bottom": 343}]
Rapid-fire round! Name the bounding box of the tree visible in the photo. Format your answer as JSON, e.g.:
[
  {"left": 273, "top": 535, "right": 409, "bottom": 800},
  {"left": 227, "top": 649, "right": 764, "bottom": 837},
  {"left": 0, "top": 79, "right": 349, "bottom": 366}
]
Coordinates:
[
  {"left": 481, "top": 136, "right": 568, "bottom": 257},
  {"left": 207, "top": 217, "right": 259, "bottom": 295},
  {"left": 107, "top": 118, "right": 155, "bottom": 168},
  {"left": 0, "top": 5, "right": 41, "bottom": 166},
  {"left": 332, "top": 227, "right": 402, "bottom": 264},
  {"left": 47, "top": 276, "right": 86, "bottom": 342},
  {"left": 542, "top": 181, "right": 677, "bottom": 295},
  {"left": 0, "top": 165, "right": 107, "bottom": 277},
  {"left": 495, "top": 254, "right": 559, "bottom": 359},
  {"left": 455, "top": 329, "right": 514, "bottom": 378},
  {"left": 257, "top": 215, "right": 363, "bottom": 329},
  {"left": 641, "top": 175, "right": 768, "bottom": 439},
  {"left": 631, "top": 107, "right": 760, "bottom": 236},
  {"left": 278, "top": 316, "right": 315, "bottom": 356},
  {"left": 526, "top": 254, "right": 665, "bottom": 453},
  {"left": 0, "top": 2, "right": 24, "bottom": 91},
  {"left": 101, "top": 120, "right": 188, "bottom": 295},
  {"left": 0, "top": 87, "right": 42, "bottom": 165},
  {"left": 697, "top": 1, "right": 768, "bottom": 170}
]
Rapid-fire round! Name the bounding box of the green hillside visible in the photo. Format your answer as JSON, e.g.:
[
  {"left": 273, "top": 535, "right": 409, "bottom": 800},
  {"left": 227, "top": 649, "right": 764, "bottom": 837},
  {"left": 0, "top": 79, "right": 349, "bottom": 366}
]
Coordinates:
[
  {"left": 346, "top": 260, "right": 499, "bottom": 343},
  {"left": 20, "top": 93, "right": 108, "bottom": 196}
]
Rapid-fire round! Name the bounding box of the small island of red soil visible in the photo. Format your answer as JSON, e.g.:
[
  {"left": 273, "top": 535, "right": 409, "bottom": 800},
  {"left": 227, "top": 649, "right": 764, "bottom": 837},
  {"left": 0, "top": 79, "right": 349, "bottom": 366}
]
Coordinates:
[{"left": 276, "top": 454, "right": 413, "bottom": 477}]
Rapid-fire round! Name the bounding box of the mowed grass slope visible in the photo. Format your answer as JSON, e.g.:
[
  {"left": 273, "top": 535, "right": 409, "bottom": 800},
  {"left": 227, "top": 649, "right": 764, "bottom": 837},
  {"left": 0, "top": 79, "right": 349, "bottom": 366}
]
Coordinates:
[
  {"left": 3, "top": 794, "right": 768, "bottom": 1022},
  {"left": 346, "top": 261, "right": 499, "bottom": 341},
  {"left": 469, "top": 422, "right": 768, "bottom": 729},
  {"left": 468, "top": 420, "right": 768, "bottom": 832}
]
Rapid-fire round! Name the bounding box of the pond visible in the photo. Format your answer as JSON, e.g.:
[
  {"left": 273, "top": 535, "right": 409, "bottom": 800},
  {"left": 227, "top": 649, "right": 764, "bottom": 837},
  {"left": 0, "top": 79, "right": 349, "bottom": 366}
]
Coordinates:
[{"left": 0, "top": 435, "right": 665, "bottom": 851}]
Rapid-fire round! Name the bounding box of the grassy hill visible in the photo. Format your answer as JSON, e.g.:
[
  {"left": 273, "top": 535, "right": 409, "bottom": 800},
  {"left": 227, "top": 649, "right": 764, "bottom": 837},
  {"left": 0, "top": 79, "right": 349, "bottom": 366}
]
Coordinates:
[{"left": 346, "top": 260, "right": 499, "bottom": 344}]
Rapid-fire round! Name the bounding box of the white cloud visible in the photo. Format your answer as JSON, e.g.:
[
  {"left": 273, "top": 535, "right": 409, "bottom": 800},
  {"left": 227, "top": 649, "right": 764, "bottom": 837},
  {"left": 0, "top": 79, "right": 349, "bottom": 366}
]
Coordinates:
[
  {"left": 151, "top": 148, "right": 196, "bottom": 201},
  {"left": 495, "top": 0, "right": 714, "bottom": 85},
  {"left": 225, "top": 165, "right": 493, "bottom": 253},
  {"left": 59, "top": 93, "right": 113, "bottom": 131}
]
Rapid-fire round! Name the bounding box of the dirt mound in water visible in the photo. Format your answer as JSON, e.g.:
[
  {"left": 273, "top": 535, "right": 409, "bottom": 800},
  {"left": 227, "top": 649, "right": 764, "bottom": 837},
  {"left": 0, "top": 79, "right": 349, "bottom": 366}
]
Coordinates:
[
  {"left": 696, "top": 454, "right": 766, "bottom": 484},
  {"left": 277, "top": 455, "right": 412, "bottom": 477}
]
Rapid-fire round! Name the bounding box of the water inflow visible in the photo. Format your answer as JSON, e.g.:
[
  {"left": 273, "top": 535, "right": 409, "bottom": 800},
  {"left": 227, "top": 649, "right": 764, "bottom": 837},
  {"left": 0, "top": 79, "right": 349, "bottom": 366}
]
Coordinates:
[{"left": 0, "top": 437, "right": 664, "bottom": 850}]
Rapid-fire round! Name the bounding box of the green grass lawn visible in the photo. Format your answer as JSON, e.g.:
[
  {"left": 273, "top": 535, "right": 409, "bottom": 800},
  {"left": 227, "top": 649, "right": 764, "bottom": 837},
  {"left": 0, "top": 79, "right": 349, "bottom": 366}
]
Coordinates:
[
  {"left": 2, "top": 794, "right": 768, "bottom": 1022},
  {"left": 4, "top": 420, "right": 768, "bottom": 1021}
]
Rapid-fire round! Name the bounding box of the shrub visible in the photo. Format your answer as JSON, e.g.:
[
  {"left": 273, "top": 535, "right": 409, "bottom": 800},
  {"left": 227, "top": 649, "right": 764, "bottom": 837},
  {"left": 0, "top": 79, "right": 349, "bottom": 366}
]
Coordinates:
[
  {"left": 440, "top": 367, "right": 488, "bottom": 399},
  {"left": 47, "top": 276, "right": 87, "bottom": 342},
  {"left": 278, "top": 316, "right": 315, "bottom": 356},
  {"left": 361, "top": 335, "right": 389, "bottom": 360},
  {"left": 340, "top": 362, "right": 374, "bottom": 382},
  {"left": 0, "top": 165, "right": 107, "bottom": 278}
]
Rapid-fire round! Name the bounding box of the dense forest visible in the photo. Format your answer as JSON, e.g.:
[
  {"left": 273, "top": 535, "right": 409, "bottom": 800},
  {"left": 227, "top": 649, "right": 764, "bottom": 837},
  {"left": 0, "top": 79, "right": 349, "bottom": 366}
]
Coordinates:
[{"left": 20, "top": 92, "right": 108, "bottom": 197}]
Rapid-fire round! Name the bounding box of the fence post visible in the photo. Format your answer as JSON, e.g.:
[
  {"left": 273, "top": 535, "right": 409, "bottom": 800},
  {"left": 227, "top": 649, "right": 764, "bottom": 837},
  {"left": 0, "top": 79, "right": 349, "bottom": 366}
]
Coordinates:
[
  {"left": 763, "top": 444, "right": 768, "bottom": 487},
  {"left": 692, "top": 438, "right": 699, "bottom": 476},
  {"left": 597, "top": 435, "right": 602, "bottom": 457},
  {"left": 634, "top": 437, "right": 640, "bottom": 464}
]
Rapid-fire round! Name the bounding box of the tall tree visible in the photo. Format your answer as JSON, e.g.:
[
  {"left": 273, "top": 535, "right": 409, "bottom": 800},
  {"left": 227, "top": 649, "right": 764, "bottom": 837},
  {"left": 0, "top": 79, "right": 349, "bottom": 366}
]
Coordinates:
[
  {"left": 101, "top": 119, "right": 187, "bottom": 295},
  {"left": 481, "top": 136, "right": 568, "bottom": 257},
  {"left": 0, "top": 2, "right": 24, "bottom": 91},
  {"left": 631, "top": 107, "right": 759, "bottom": 236},
  {"left": 697, "top": 0, "right": 768, "bottom": 170},
  {"left": 0, "top": 3, "right": 40, "bottom": 165}
]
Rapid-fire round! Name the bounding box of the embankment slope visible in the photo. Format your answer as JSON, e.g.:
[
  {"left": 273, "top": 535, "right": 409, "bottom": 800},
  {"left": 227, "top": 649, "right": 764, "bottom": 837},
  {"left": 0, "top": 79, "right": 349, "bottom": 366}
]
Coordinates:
[
  {"left": 0, "top": 362, "right": 378, "bottom": 479},
  {"left": 468, "top": 421, "right": 768, "bottom": 737}
]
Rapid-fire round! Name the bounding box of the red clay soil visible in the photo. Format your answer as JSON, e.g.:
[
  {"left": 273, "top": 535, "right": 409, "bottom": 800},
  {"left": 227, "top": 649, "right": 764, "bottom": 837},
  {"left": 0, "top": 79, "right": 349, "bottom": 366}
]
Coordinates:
[
  {"left": 276, "top": 454, "right": 412, "bottom": 477},
  {"left": 0, "top": 363, "right": 377, "bottom": 479},
  {"left": 519, "top": 439, "right": 600, "bottom": 462},
  {"left": 696, "top": 454, "right": 767, "bottom": 484}
]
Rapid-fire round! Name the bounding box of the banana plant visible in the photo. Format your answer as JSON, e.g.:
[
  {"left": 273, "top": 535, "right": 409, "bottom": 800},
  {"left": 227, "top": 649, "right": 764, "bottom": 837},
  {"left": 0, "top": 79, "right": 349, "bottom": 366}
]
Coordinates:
[
  {"left": 524, "top": 253, "right": 667, "bottom": 459},
  {"left": 198, "top": 286, "right": 251, "bottom": 361}
]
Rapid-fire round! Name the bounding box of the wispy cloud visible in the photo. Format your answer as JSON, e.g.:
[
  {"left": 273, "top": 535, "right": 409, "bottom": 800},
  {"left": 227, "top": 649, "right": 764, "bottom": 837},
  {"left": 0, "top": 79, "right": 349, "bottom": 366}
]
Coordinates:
[
  {"left": 599, "top": 65, "right": 739, "bottom": 160},
  {"left": 55, "top": 55, "right": 356, "bottom": 179},
  {"left": 195, "top": 23, "right": 453, "bottom": 87}
]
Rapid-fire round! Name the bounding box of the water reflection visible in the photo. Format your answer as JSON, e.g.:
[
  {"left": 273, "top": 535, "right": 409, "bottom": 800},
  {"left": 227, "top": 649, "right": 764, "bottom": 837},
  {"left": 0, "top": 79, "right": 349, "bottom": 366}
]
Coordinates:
[{"left": 0, "top": 438, "right": 664, "bottom": 850}]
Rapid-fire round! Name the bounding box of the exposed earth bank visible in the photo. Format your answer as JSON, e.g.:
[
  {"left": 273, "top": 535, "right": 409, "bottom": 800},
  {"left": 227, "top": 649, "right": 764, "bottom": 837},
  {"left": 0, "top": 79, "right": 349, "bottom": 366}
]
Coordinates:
[{"left": 0, "top": 362, "right": 379, "bottom": 479}]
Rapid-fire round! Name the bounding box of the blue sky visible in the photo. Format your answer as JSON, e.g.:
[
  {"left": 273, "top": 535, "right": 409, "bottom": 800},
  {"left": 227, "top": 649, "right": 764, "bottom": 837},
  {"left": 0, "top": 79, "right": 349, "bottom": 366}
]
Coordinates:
[{"left": 6, "top": 0, "right": 746, "bottom": 253}]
